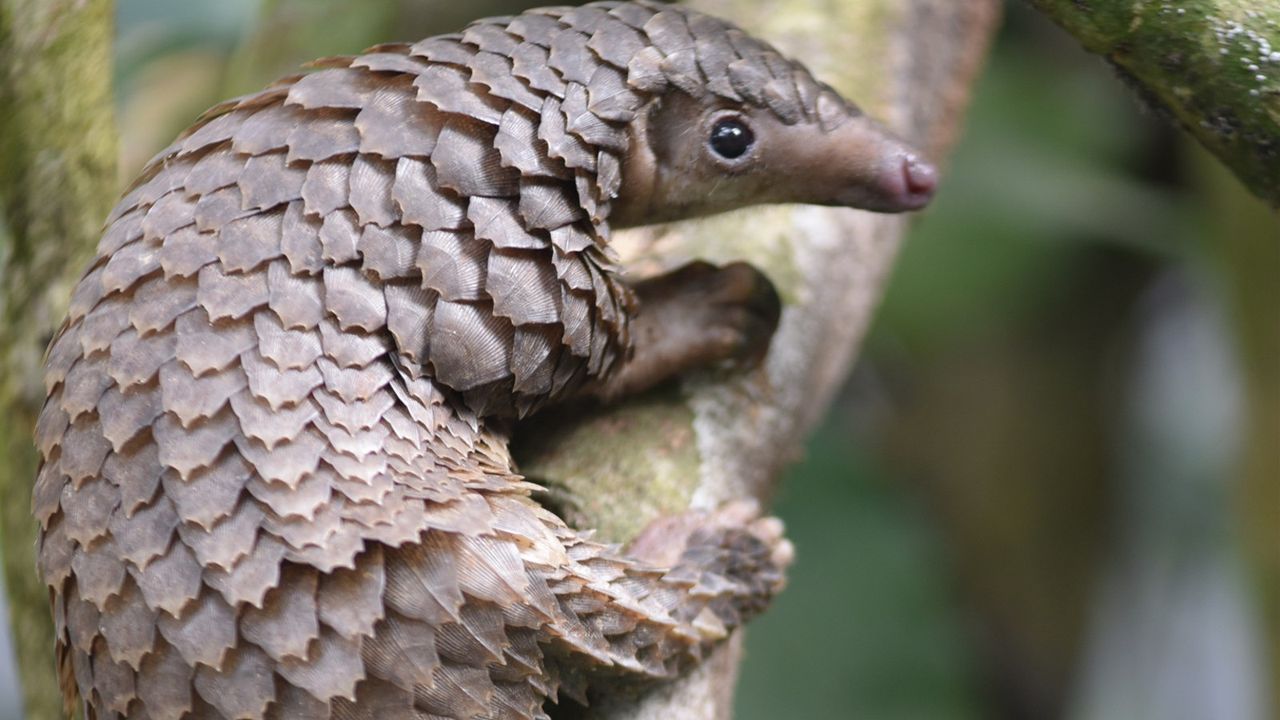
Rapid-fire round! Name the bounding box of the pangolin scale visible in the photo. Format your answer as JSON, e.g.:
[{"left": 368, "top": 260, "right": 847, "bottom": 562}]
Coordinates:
[{"left": 32, "top": 2, "right": 937, "bottom": 718}]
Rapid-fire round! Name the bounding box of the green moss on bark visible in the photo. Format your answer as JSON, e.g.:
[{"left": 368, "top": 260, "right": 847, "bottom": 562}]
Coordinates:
[
  {"left": 1027, "top": 0, "right": 1280, "bottom": 206},
  {"left": 515, "top": 388, "right": 701, "bottom": 543}
]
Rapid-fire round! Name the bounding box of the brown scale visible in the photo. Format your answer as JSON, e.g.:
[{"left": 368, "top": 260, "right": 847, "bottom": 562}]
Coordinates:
[{"left": 33, "top": 1, "right": 940, "bottom": 718}]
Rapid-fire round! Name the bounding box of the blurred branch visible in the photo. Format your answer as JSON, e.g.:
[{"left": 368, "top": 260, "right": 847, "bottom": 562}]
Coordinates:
[
  {"left": 221, "top": 0, "right": 401, "bottom": 96},
  {"left": 223, "top": 0, "right": 553, "bottom": 96},
  {"left": 0, "top": 0, "right": 118, "bottom": 718},
  {"left": 1025, "top": 1, "right": 1280, "bottom": 207},
  {"left": 516, "top": 1, "right": 1001, "bottom": 717},
  {"left": 1197, "top": 146, "right": 1280, "bottom": 717}
]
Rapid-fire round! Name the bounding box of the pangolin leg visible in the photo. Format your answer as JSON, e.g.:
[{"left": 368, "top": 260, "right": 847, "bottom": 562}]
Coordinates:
[{"left": 589, "top": 261, "right": 781, "bottom": 401}]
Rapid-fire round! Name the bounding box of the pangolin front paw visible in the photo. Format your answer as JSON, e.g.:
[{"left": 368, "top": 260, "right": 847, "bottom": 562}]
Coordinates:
[{"left": 634, "top": 260, "right": 782, "bottom": 370}]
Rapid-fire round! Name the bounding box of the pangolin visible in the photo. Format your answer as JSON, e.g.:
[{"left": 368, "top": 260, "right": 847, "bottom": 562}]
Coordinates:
[{"left": 32, "top": 1, "right": 937, "bottom": 718}]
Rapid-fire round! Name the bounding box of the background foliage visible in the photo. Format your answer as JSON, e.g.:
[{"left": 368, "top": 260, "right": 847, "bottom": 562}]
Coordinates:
[{"left": 0, "top": 1, "right": 1274, "bottom": 718}]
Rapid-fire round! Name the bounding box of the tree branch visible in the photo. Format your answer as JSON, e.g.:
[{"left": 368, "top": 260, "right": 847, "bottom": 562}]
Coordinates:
[
  {"left": 1025, "top": 0, "right": 1280, "bottom": 207},
  {"left": 515, "top": 1, "right": 1002, "bottom": 717},
  {"left": 0, "top": 1, "right": 118, "bottom": 719}
]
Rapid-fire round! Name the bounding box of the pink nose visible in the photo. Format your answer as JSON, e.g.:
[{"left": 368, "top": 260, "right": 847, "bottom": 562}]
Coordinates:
[
  {"left": 864, "top": 153, "right": 938, "bottom": 213},
  {"left": 903, "top": 156, "right": 938, "bottom": 199},
  {"left": 891, "top": 155, "right": 937, "bottom": 211}
]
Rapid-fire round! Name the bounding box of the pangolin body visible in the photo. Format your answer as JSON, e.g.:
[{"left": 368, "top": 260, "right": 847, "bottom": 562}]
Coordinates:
[{"left": 33, "top": 2, "right": 937, "bottom": 718}]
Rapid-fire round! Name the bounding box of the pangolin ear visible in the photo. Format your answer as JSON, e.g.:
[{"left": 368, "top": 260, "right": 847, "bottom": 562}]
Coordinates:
[
  {"left": 636, "top": 98, "right": 664, "bottom": 160},
  {"left": 643, "top": 91, "right": 717, "bottom": 169},
  {"left": 640, "top": 94, "right": 683, "bottom": 167}
]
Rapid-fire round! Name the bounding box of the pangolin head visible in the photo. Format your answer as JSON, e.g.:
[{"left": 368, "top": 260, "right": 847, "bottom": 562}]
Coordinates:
[{"left": 609, "top": 5, "right": 937, "bottom": 227}]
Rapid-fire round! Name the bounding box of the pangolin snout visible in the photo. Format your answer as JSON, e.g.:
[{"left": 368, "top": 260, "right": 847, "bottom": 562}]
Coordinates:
[
  {"left": 824, "top": 150, "right": 939, "bottom": 214},
  {"left": 806, "top": 117, "right": 939, "bottom": 214}
]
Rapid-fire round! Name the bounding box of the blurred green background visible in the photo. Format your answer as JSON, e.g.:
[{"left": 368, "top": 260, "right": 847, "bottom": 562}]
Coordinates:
[{"left": 1, "top": 1, "right": 1275, "bottom": 719}]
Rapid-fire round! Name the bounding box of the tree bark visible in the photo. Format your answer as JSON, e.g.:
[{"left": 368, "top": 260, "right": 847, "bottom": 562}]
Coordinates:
[
  {"left": 0, "top": 1, "right": 118, "bottom": 719},
  {"left": 1025, "top": 1, "right": 1280, "bottom": 207},
  {"left": 516, "top": 1, "right": 1002, "bottom": 717}
]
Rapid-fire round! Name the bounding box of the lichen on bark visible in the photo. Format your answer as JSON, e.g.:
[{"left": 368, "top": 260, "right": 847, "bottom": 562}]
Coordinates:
[{"left": 1026, "top": 0, "right": 1280, "bottom": 206}]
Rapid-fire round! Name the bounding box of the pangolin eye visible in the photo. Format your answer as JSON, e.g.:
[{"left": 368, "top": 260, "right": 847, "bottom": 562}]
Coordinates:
[{"left": 708, "top": 118, "right": 754, "bottom": 160}]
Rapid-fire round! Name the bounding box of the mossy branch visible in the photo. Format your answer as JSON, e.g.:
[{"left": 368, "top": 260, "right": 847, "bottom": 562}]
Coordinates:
[
  {"left": 0, "top": 1, "right": 117, "bottom": 718},
  {"left": 1026, "top": 0, "right": 1280, "bottom": 207}
]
